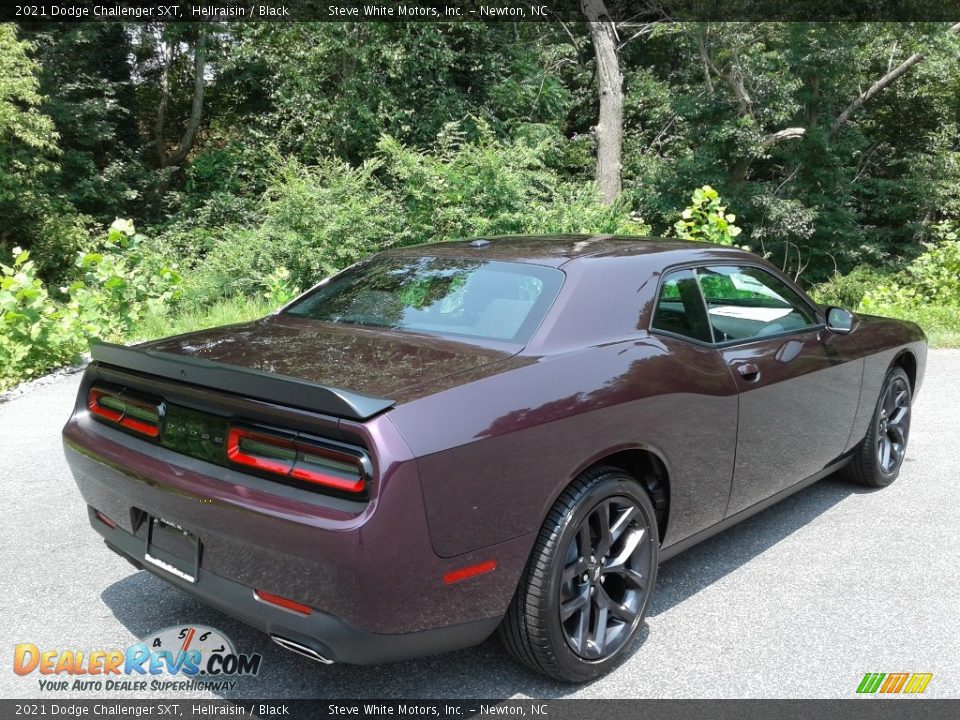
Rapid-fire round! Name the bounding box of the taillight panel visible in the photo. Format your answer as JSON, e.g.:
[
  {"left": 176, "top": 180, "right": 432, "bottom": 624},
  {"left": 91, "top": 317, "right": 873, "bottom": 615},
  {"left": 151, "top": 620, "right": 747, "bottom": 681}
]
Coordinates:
[
  {"left": 87, "top": 385, "right": 162, "bottom": 439},
  {"left": 85, "top": 382, "right": 372, "bottom": 499},
  {"left": 226, "top": 425, "right": 369, "bottom": 496}
]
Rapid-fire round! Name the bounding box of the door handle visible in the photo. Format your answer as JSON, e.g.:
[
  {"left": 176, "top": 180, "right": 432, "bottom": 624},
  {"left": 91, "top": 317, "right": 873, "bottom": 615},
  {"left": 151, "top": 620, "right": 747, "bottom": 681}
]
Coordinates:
[{"left": 736, "top": 363, "right": 761, "bottom": 382}]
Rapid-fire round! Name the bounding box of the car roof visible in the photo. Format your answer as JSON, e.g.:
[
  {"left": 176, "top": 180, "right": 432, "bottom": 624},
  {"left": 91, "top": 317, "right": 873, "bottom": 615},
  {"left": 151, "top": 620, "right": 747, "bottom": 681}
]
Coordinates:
[{"left": 380, "top": 234, "right": 746, "bottom": 267}]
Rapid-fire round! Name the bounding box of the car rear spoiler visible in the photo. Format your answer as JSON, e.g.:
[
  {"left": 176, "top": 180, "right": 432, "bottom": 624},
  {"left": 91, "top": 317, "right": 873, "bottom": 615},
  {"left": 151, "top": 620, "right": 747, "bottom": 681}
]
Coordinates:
[{"left": 90, "top": 342, "right": 395, "bottom": 421}]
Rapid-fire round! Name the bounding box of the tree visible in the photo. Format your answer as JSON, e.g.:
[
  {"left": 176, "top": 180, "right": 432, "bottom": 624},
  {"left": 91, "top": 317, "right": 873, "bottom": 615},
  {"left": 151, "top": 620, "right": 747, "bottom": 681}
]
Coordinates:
[
  {"left": 582, "top": 0, "right": 624, "bottom": 204},
  {"left": 0, "top": 24, "right": 58, "bottom": 198},
  {"left": 146, "top": 24, "right": 209, "bottom": 169},
  {"left": 831, "top": 22, "right": 960, "bottom": 135}
]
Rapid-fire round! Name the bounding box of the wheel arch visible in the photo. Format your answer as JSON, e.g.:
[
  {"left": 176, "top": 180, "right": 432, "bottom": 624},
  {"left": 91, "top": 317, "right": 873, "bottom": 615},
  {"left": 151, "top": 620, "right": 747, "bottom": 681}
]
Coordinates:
[
  {"left": 571, "top": 447, "right": 671, "bottom": 544},
  {"left": 891, "top": 349, "right": 918, "bottom": 391}
]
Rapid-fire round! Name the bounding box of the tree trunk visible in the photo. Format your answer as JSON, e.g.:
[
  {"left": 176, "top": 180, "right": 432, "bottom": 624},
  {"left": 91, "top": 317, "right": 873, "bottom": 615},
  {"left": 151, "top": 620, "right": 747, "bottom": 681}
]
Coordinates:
[
  {"left": 165, "top": 30, "right": 207, "bottom": 169},
  {"left": 153, "top": 37, "right": 173, "bottom": 168},
  {"left": 153, "top": 28, "right": 207, "bottom": 170},
  {"left": 582, "top": 0, "right": 623, "bottom": 205}
]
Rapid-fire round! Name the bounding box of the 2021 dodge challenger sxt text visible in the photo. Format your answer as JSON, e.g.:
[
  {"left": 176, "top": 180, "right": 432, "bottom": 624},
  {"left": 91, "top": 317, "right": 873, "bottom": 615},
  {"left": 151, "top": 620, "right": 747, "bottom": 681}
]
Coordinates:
[{"left": 63, "top": 235, "right": 926, "bottom": 682}]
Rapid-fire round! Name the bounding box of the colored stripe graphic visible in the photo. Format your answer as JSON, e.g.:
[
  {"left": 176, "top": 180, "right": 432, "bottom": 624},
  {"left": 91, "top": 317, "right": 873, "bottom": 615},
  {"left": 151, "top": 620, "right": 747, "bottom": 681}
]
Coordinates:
[
  {"left": 880, "top": 673, "right": 909, "bottom": 693},
  {"left": 857, "top": 673, "right": 886, "bottom": 693},
  {"left": 903, "top": 673, "right": 933, "bottom": 694},
  {"left": 857, "top": 672, "right": 932, "bottom": 694}
]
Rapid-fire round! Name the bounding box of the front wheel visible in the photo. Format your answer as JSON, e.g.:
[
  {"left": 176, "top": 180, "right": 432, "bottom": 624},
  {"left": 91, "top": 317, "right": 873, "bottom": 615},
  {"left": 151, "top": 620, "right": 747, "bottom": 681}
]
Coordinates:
[
  {"left": 498, "top": 466, "right": 658, "bottom": 682},
  {"left": 842, "top": 366, "right": 912, "bottom": 488}
]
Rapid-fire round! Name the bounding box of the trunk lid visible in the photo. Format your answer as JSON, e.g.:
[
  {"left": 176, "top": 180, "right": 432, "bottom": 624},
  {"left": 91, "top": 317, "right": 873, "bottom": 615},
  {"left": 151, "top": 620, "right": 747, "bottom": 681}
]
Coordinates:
[{"left": 138, "top": 314, "right": 515, "bottom": 404}]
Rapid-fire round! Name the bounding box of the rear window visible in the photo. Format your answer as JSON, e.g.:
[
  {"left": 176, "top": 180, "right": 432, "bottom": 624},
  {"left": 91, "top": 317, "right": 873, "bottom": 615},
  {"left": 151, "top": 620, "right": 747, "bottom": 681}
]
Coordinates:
[{"left": 284, "top": 257, "right": 563, "bottom": 343}]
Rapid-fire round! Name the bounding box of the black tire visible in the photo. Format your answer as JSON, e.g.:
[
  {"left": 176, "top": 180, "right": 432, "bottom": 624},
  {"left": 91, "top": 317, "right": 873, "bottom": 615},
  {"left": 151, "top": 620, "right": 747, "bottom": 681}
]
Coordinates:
[
  {"left": 498, "top": 466, "right": 659, "bottom": 683},
  {"left": 842, "top": 366, "right": 912, "bottom": 488}
]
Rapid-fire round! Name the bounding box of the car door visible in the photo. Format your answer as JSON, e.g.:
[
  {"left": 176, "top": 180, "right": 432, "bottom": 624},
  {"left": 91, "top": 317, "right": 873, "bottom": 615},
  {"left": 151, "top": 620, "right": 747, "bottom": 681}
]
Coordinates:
[{"left": 695, "top": 264, "right": 862, "bottom": 517}]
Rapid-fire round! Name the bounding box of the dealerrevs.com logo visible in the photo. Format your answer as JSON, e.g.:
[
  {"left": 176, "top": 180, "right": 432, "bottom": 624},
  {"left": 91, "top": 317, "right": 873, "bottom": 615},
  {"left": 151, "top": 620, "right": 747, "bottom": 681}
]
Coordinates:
[
  {"left": 13, "top": 625, "right": 262, "bottom": 693},
  {"left": 856, "top": 672, "right": 933, "bottom": 695}
]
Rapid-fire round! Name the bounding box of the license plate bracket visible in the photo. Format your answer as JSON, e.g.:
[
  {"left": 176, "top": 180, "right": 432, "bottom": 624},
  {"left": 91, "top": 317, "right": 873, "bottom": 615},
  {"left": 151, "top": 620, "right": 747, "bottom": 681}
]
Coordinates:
[{"left": 144, "top": 517, "right": 201, "bottom": 583}]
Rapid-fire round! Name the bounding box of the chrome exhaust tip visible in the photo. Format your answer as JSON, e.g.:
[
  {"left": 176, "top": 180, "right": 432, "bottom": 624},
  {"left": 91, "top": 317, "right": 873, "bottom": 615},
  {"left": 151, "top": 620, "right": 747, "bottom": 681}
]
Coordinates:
[{"left": 269, "top": 634, "right": 334, "bottom": 664}]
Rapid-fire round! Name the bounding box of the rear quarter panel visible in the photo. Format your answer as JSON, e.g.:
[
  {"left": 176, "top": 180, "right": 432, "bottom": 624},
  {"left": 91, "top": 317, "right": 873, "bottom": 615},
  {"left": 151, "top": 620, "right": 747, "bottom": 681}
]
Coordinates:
[{"left": 388, "top": 336, "right": 739, "bottom": 558}]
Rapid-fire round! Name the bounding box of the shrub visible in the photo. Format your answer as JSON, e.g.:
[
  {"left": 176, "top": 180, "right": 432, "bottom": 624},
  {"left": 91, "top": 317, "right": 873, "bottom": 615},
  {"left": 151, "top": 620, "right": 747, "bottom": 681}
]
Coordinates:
[
  {"left": 187, "top": 157, "right": 399, "bottom": 300},
  {"left": 810, "top": 266, "right": 890, "bottom": 309},
  {"left": 378, "top": 122, "right": 650, "bottom": 242},
  {"left": 0, "top": 219, "right": 182, "bottom": 391},
  {"left": 672, "top": 185, "right": 743, "bottom": 246},
  {"left": 0, "top": 247, "right": 77, "bottom": 388},
  {"left": 861, "top": 222, "right": 960, "bottom": 309},
  {"left": 64, "top": 219, "right": 183, "bottom": 341}
]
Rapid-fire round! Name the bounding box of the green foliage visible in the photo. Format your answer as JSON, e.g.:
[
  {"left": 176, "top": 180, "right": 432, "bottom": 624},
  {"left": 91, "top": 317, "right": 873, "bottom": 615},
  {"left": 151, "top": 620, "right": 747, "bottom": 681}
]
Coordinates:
[
  {"left": 176, "top": 127, "right": 649, "bottom": 304},
  {"left": 7, "top": 20, "right": 960, "bottom": 391},
  {"left": 135, "top": 296, "right": 273, "bottom": 344},
  {"left": 64, "top": 219, "right": 183, "bottom": 341},
  {"left": 0, "top": 221, "right": 181, "bottom": 391},
  {"left": 672, "top": 185, "right": 743, "bottom": 246},
  {"left": 0, "top": 26, "right": 58, "bottom": 163},
  {"left": 378, "top": 122, "right": 648, "bottom": 243},
  {"left": 810, "top": 266, "right": 890, "bottom": 309},
  {"left": 262, "top": 267, "right": 300, "bottom": 306},
  {"left": 861, "top": 222, "right": 960, "bottom": 309},
  {"left": 0, "top": 248, "right": 77, "bottom": 388},
  {"left": 184, "top": 156, "right": 398, "bottom": 300},
  {"left": 856, "top": 302, "right": 960, "bottom": 349}
]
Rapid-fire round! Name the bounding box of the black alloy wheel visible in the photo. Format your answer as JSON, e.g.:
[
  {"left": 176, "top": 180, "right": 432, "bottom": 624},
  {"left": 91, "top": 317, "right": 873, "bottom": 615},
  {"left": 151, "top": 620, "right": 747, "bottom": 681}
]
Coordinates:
[
  {"left": 842, "top": 366, "right": 913, "bottom": 488},
  {"left": 499, "top": 466, "right": 658, "bottom": 682},
  {"left": 876, "top": 374, "right": 911, "bottom": 474},
  {"left": 559, "top": 496, "right": 652, "bottom": 660}
]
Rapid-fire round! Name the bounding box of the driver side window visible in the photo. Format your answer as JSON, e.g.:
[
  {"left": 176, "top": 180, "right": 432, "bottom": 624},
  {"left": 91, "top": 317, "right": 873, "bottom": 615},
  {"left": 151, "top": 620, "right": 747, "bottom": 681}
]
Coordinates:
[{"left": 697, "top": 265, "right": 817, "bottom": 343}]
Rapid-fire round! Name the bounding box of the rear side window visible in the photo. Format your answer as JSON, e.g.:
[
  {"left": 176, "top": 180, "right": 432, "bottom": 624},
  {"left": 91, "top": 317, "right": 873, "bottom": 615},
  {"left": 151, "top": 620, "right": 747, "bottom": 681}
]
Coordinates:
[
  {"left": 284, "top": 257, "right": 563, "bottom": 343},
  {"left": 697, "top": 265, "right": 817, "bottom": 342},
  {"left": 651, "top": 269, "right": 713, "bottom": 343}
]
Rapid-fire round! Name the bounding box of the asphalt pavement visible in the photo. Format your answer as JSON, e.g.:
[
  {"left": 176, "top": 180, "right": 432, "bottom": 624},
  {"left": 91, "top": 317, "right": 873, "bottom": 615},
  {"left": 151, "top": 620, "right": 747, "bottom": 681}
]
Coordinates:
[{"left": 2, "top": 351, "right": 958, "bottom": 699}]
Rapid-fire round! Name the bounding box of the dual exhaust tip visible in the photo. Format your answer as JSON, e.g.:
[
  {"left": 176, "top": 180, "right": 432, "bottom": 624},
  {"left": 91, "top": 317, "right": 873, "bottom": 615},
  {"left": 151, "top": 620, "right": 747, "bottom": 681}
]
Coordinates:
[{"left": 270, "top": 634, "right": 333, "bottom": 665}]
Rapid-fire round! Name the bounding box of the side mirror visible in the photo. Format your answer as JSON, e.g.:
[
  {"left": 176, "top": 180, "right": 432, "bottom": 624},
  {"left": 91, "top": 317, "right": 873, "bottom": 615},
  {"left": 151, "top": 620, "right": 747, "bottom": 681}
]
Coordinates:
[{"left": 826, "top": 306, "right": 855, "bottom": 334}]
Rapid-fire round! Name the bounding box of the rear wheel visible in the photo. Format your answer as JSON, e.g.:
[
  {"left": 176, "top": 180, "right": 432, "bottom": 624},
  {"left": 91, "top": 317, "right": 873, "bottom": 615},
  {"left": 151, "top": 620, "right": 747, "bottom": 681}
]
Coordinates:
[
  {"left": 499, "top": 466, "right": 658, "bottom": 682},
  {"left": 842, "top": 366, "right": 912, "bottom": 488}
]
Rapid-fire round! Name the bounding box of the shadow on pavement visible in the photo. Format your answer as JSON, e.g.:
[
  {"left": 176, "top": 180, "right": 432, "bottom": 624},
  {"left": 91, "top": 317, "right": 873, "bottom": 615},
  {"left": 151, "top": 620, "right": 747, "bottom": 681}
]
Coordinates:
[{"left": 100, "top": 475, "right": 861, "bottom": 699}]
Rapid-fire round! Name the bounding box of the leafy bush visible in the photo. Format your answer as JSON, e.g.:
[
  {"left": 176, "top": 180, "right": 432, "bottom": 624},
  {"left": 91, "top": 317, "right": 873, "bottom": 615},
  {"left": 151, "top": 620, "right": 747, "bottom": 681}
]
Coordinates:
[
  {"left": 0, "top": 248, "right": 77, "bottom": 388},
  {"left": 810, "top": 266, "right": 891, "bottom": 309},
  {"left": 186, "top": 157, "right": 399, "bottom": 300},
  {"left": 182, "top": 126, "right": 650, "bottom": 304},
  {"left": 64, "top": 219, "right": 183, "bottom": 340},
  {"left": 861, "top": 222, "right": 960, "bottom": 309},
  {"left": 0, "top": 220, "right": 182, "bottom": 391},
  {"left": 261, "top": 266, "right": 300, "bottom": 305},
  {"left": 671, "top": 185, "right": 743, "bottom": 246},
  {"left": 379, "top": 122, "right": 649, "bottom": 243}
]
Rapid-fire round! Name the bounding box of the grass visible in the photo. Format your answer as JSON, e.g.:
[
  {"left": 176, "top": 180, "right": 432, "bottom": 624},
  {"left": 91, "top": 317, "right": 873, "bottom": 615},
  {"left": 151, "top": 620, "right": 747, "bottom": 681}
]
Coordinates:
[
  {"left": 864, "top": 303, "right": 960, "bottom": 349},
  {"left": 135, "top": 296, "right": 277, "bottom": 343}
]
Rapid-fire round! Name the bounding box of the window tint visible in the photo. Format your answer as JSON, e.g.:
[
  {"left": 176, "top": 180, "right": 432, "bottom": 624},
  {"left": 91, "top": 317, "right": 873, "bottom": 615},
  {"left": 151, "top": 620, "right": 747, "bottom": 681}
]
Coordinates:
[
  {"left": 284, "top": 257, "right": 563, "bottom": 343},
  {"left": 651, "top": 269, "right": 712, "bottom": 343},
  {"left": 697, "top": 265, "right": 817, "bottom": 342}
]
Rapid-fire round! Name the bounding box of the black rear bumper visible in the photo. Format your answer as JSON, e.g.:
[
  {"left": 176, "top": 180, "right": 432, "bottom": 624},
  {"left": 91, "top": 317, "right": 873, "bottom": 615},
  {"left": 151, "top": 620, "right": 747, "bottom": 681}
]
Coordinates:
[{"left": 88, "top": 507, "right": 500, "bottom": 665}]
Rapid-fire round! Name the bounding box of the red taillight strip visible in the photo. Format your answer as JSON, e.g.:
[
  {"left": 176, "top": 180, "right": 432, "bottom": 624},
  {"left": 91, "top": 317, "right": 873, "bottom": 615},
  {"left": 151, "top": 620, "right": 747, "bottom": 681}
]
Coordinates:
[
  {"left": 226, "top": 426, "right": 367, "bottom": 494},
  {"left": 253, "top": 589, "right": 313, "bottom": 615},
  {"left": 443, "top": 560, "right": 497, "bottom": 584},
  {"left": 87, "top": 387, "right": 160, "bottom": 438}
]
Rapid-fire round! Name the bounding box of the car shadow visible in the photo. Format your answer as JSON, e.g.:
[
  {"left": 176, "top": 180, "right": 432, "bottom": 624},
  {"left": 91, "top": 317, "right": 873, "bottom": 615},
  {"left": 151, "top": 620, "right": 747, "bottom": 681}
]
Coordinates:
[{"left": 100, "top": 475, "right": 862, "bottom": 700}]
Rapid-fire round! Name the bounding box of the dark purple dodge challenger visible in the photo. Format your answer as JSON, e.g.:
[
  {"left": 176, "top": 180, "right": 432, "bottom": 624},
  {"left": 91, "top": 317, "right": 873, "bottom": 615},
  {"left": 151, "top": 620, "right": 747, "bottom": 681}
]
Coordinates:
[{"left": 64, "top": 235, "right": 926, "bottom": 682}]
